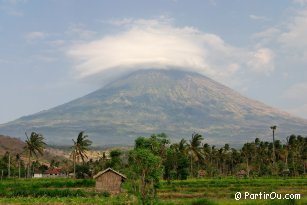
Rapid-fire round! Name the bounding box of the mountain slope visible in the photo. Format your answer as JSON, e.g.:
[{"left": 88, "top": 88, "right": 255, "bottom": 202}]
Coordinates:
[
  {"left": 1, "top": 69, "right": 307, "bottom": 145},
  {"left": 0, "top": 135, "right": 68, "bottom": 161}
]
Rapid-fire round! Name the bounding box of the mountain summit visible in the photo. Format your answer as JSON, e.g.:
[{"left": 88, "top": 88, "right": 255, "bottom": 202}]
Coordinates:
[{"left": 1, "top": 69, "right": 307, "bottom": 145}]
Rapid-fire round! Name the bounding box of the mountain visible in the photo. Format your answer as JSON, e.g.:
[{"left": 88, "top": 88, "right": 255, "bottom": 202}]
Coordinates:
[
  {"left": 1, "top": 69, "right": 307, "bottom": 146},
  {"left": 0, "top": 135, "right": 68, "bottom": 161},
  {"left": 0, "top": 135, "right": 25, "bottom": 156}
]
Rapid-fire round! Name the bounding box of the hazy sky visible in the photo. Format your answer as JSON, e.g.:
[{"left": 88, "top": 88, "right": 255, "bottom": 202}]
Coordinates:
[{"left": 1, "top": 0, "right": 307, "bottom": 124}]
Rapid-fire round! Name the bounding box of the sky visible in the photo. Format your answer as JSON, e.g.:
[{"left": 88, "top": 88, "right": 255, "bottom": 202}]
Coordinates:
[{"left": 1, "top": 0, "right": 307, "bottom": 124}]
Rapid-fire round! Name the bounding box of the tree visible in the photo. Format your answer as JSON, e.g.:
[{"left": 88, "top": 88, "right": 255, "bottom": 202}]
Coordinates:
[
  {"left": 7, "top": 152, "right": 10, "bottom": 178},
  {"left": 164, "top": 143, "right": 189, "bottom": 181},
  {"left": 50, "top": 159, "right": 60, "bottom": 168},
  {"left": 129, "top": 148, "right": 162, "bottom": 205},
  {"left": 178, "top": 139, "right": 187, "bottom": 153},
  {"left": 164, "top": 139, "right": 189, "bottom": 180},
  {"left": 135, "top": 133, "right": 170, "bottom": 157},
  {"left": 24, "top": 132, "right": 46, "bottom": 178},
  {"left": 221, "top": 144, "right": 231, "bottom": 175},
  {"left": 241, "top": 142, "right": 256, "bottom": 177},
  {"left": 187, "top": 133, "right": 204, "bottom": 177},
  {"left": 75, "top": 163, "right": 91, "bottom": 179},
  {"left": 16, "top": 153, "right": 21, "bottom": 178},
  {"left": 270, "top": 125, "right": 277, "bottom": 164},
  {"left": 71, "top": 131, "right": 92, "bottom": 178},
  {"left": 106, "top": 149, "right": 122, "bottom": 170}
]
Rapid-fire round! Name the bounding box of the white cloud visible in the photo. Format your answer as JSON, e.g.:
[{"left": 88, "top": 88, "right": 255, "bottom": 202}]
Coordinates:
[
  {"left": 25, "top": 32, "right": 48, "bottom": 41},
  {"left": 252, "top": 27, "right": 281, "bottom": 45},
  {"left": 252, "top": 6, "right": 307, "bottom": 82},
  {"left": 277, "top": 9, "right": 307, "bottom": 63},
  {"left": 247, "top": 48, "right": 275, "bottom": 75},
  {"left": 67, "top": 18, "right": 275, "bottom": 86},
  {"left": 278, "top": 9, "right": 307, "bottom": 49},
  {"left": 253, "top": 8, "right": 307, "bottom": 63}
]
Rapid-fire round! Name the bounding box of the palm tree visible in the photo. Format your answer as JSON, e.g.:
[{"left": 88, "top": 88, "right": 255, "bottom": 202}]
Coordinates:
[
  {"left": 178, "top": 138, "right": 187, "bottom": 153},
  {"left": 187, "top": 133, "right": 204, "bottom": 177},
  {"left": 16, "top": 154, "right": 21, "bottom": 178},
  {"left": 222, "top": 144, "right": 231, "bottom": 175},
  {"left": 202, "top": 143, "right": 211, "bottom": 163},
  {"left": 7, "top": 152, "right": 11, "bottom": 178},
  {"left": 71, "top": 131, "right": 92, "bottom": 178},
  {"left": 24, "top": 132, "right": 46, "bottom": 178},
  {"left": 241, "top": 143, "right": 249, "bottom": 177},
  {"left": 270, "top": 125, "right": 277, "bottom": 164}
]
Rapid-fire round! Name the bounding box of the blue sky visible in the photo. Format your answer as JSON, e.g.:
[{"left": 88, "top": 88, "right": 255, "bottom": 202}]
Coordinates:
[{"left": 1, "top": 0, "right": 307, "bottom": 124}]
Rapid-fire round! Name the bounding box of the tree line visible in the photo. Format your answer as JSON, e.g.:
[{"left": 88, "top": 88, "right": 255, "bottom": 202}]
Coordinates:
[{"left": 0, "top": 130, "right": 306, "bottom": 181}]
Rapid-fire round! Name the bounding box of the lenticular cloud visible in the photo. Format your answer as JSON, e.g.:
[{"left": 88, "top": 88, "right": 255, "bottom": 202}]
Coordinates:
[
  {"left": 67, "top": 18, "right": 274, "bottom": 85},
  {"left": 68, "top": 19, "right": 212, "bottom": 77}
]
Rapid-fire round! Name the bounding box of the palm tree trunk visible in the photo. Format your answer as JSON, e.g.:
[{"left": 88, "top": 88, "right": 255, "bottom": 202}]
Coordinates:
[
  {"left": 73, "top": 153, "right": 76, "bottom": 178},
  {"left": 18, "top": 161, "right": 21, "bottom": 179},
  {"left": 8, "top": 152, "right": 11, "bottom": 178},
  {"left": 197, "top": 161, "right": 199, "bottom": 178},
  {"left": 27, "top": 153, "right": 31, "bottom": 178},
  {"left": 190, "top": 154, "right": 193, "bottom": 177}
]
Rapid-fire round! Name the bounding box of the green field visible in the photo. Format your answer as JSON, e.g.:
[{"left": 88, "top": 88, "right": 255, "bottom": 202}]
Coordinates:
[{"left": 0, "top": 177, "right": 306, "bottom": 204}]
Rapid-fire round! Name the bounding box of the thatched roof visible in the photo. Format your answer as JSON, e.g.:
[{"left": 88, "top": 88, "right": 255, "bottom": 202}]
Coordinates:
[{"left": 93, "top": 167, "right": 127, "bottom": 179}]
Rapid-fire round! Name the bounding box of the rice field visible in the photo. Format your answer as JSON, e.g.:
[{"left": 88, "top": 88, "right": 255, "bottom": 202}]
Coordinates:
[{"left": 0, "top": 177, "right": 306, "bottom": 204}]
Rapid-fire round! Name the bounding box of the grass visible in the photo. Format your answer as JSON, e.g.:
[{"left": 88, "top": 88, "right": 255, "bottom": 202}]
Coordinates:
[
  {"left": 0, "top": 195, "right": 137, "bottom": 205},
  {"left": 0, "top": 177, "right": 306, "bottom": 204},
  {"left": 158, "top": 177, "right": 307, "bottom": 205}
]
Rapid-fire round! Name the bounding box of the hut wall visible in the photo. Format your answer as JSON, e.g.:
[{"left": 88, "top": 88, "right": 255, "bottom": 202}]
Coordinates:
[{"left": 95, "top": 171, "right": 122, "bottom": 193}]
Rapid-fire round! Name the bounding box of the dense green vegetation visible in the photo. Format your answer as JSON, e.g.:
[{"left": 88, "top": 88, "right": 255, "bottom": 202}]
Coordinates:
[{"left": 0, "top": 129, "right": 306, "bottom": 204}]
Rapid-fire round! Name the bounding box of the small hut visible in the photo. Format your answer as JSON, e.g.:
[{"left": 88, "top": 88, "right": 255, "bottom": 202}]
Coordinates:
[
  {"left": 93, "top": 168, "right": 127, "bottom": 194},
  {"left": 236, "top": 169, "right": 247, "bottom": 178}
]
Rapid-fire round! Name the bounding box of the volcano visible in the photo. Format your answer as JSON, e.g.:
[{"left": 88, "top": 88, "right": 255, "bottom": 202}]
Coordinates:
[{"left": 1, "top": 69, "right": 307, "bottom": 145}]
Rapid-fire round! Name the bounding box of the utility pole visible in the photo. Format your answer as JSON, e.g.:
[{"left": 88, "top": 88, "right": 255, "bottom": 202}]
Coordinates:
[{"left": 270, "top": 125, "right": 277, "bottom": 164}]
